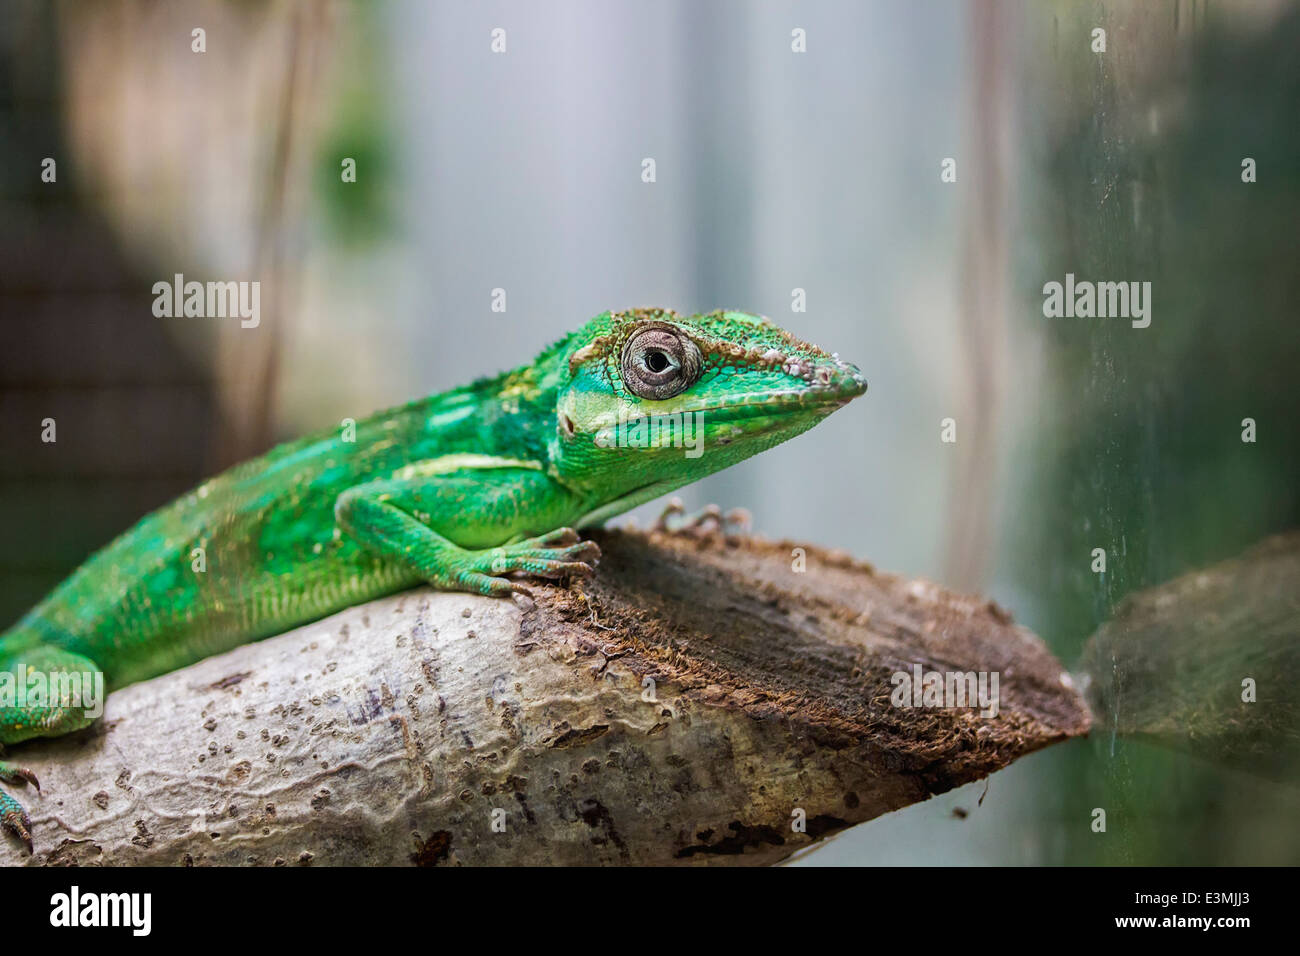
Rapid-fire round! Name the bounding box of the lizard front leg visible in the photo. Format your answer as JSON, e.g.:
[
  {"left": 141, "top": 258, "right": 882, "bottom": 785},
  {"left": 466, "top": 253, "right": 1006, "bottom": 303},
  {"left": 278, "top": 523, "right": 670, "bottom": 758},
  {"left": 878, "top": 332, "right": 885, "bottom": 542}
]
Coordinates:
[{"left": 334, "top": 465, "right": 597, "bottom": 597}]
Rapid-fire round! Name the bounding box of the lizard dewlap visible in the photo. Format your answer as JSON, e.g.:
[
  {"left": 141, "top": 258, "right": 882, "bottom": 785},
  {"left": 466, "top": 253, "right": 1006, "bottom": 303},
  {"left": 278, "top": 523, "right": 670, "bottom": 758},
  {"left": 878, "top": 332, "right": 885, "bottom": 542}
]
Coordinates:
[{"left": 0, "top": 307, "right": 865, "bottom": 851}]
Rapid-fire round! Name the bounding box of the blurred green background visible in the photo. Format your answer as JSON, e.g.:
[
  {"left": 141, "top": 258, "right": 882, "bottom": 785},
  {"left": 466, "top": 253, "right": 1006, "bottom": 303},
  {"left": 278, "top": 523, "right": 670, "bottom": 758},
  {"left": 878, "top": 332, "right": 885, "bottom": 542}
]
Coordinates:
[{"left": 0, "top": 0, "right": 1296, "bottom": 864}]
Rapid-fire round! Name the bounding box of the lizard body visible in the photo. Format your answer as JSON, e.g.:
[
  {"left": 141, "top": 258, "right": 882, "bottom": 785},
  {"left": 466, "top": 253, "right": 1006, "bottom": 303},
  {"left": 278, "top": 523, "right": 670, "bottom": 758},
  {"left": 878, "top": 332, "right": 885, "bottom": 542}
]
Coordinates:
[{"left": 0, "top": 307, "right": 866, "bottom": 849}]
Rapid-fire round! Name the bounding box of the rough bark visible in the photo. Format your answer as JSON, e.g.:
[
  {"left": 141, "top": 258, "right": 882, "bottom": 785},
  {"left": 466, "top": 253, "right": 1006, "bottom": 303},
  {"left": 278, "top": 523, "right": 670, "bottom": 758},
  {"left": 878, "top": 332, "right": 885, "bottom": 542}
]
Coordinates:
[{"left": 9, "top": 528, "right": 1089, "bottom": 866}]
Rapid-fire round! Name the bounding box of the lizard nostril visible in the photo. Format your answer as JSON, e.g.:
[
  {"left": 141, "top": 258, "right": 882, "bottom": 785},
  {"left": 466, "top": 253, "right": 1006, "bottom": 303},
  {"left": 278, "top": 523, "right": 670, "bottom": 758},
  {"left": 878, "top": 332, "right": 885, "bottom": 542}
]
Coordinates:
[{"left": 559, "top": 413, "right": 575, "bottom": 437}]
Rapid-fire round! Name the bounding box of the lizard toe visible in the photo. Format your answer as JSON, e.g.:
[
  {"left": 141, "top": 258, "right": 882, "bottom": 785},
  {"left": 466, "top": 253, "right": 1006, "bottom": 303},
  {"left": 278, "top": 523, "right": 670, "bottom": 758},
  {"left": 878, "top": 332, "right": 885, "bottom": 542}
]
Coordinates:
[
  {"left": 0, "top": 761, "right": 39, "bottom": 791},
  {"left": 533, "top": 527, "right": 581, "bottom": 547},
  {"left": 1, "top": 790, "right": 33, "bottom": 855},
  {"left": 485, "top": 554, "right": 594, "bottom": 580}
]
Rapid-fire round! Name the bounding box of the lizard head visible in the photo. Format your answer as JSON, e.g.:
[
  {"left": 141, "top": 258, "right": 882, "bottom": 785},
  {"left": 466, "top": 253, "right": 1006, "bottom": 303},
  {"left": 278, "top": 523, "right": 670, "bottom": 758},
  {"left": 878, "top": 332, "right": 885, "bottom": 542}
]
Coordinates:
[{"left": 551, "top": 308, "right": 866, "bottom": 502}]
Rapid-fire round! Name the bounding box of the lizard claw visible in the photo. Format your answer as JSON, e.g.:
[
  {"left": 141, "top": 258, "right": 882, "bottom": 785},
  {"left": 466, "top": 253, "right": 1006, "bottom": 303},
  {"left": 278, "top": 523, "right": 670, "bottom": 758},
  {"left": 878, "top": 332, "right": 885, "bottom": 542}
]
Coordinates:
[
  {"left": 652, "top": 497, "right": 685, "bottom": 532},
  {"left": 1, "top": 792, "right": 34, "bottom": 855},
  {"left": 470, "top": 532, "right": 601, "bottom": 596},
  {"left": 722, "top": 507, "right": 752, "bottom": 535},
  {"left": 0, "top": 761, "right": 39, "bottom": 792},
  {"left": 654, "top": 500, "right": 752, "bottom": 538},
  {"left": 535, "top": 527, "right": 581, "bottom": 547}
]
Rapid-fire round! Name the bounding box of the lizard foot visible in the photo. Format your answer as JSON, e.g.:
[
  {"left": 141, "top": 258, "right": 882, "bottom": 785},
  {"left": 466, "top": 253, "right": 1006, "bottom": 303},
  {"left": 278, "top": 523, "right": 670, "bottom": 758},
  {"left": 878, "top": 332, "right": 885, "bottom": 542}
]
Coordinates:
[
  {"left": 452, "top": 529, "right": 601, "bottom": 597},
  {"left": 480, "top": 535, "right": 600, "bottom": 580},
  {"left": 653, "top": 498, "right": 752, "bottom": 538},
  {"left": 0, "top": 788, "right": 33, "bottom": 854}
]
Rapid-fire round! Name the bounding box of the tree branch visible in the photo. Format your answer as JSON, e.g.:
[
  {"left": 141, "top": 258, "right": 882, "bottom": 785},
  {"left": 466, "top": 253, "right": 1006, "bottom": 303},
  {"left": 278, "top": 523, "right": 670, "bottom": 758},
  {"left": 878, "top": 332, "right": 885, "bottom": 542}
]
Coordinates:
[{"left": 10, "top": 528, "right": 1089, "bottom": 866}]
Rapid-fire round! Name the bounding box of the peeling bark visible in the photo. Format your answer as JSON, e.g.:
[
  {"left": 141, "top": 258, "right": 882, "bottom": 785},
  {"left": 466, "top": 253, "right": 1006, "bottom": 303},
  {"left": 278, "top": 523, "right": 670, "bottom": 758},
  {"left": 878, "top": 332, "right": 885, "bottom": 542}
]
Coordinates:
[{"left": 8, "top": 528, "right": 1089, "bottom": 866}]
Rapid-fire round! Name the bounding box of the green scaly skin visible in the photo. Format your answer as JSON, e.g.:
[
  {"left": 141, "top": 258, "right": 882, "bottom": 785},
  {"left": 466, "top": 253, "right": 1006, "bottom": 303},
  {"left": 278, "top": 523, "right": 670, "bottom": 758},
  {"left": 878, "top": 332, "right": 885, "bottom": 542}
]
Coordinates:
[{"left": 0, "top": 308, "right": 866, "bottom": 851}]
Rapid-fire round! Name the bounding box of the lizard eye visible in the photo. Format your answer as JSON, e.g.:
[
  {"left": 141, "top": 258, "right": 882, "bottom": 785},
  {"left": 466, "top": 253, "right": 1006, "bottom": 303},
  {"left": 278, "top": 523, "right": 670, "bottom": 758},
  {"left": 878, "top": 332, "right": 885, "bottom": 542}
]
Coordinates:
[{"left": 621, "top": 325, "right": 702, "bottom": 400}]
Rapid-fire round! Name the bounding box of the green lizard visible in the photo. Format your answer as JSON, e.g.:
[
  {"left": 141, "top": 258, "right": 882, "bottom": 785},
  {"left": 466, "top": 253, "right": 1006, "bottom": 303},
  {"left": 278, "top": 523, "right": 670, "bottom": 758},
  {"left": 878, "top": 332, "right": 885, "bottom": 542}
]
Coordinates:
[{"left": 0, "top": 307, "right": 865, "bottom": 852}]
